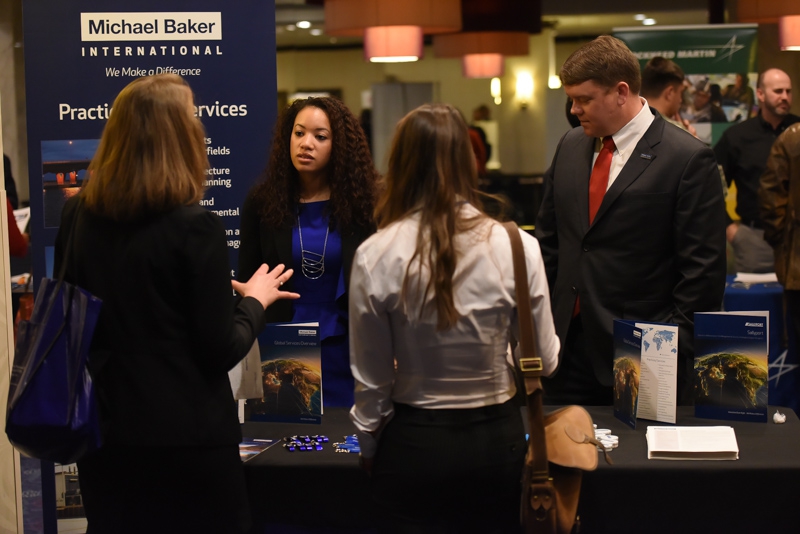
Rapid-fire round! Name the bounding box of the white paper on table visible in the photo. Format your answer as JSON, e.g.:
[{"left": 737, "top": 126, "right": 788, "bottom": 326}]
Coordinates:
[
  {"left": 646, "top": 426, "right": 739, "bottom": 460},
  {"left": 734, "top": 272, "right": 778, "bottom": 283}
]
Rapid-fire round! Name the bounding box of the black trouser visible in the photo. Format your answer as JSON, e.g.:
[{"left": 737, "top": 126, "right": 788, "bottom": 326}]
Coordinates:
[
  {"left": 371, "top": 399, "right": 526, "bottom": 534},
  {"left": 79, "top": 444, "right": 250, "bottom": 534},
  {"left": 542, "top": 316, "right": 613, "bottom": 406}
]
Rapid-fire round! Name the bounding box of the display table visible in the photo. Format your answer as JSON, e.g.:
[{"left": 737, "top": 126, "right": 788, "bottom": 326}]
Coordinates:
[
  {"left": 242, "top": 410, "right": 373, "bottom": 533},
  {"left": 243, "top": 406, "right": 800, "bottom": 533},
  {"left": 579, "top": 406, "right": 800, "bottom": 533},
  {"left": 723, "top": 275, "right": 800, "bottom": 412}
]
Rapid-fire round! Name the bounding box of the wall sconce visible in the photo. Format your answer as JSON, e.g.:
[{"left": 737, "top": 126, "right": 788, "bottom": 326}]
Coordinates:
[
  {"left": 516, "top": 72, "right": 533, "bottom": 109},
  {"left": 491, "top": 77, "right": 502, "bottom": 105},
  {"left": 780, "top": 16, "right": 800, "bottom": 50}
]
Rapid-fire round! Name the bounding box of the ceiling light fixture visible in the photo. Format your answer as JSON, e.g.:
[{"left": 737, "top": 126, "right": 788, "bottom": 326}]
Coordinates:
[
  {"left": 435, "top": 32, "right": 528, "bottom": 78},
  {"left": 324, "top": 0, "right": 461, "bottom": 63},
  {"left": 463, "top": 53, "right": 504, "bottom": 78},
  {"left": 297, "top": 21, "right": 312, "bottom": 29},
  {"left": 364, "top": 26, "right": 423, "bottom": 63},
  {"left": 643, "top": 18, "right": 657, "bottom": 26},
  {"left": 432, "top": 0, "right": 539, "bottom": 79},
  {"left": 780, "top": 15, "right": 800, "bottom": 50},
  {"left": 737, "top": 0, "right": 800, "bottom": 23}
]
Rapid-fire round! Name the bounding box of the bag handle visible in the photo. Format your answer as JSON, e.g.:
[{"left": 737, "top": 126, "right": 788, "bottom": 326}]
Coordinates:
[
  {"left": 55, "top": 196, "right": 83, "bottom": 286},
  {"left": 10, "top": 198, "right": 84, "bottom": 409},
  {"left": 501, "top": 221, "right": 550, "bottom": 482}
]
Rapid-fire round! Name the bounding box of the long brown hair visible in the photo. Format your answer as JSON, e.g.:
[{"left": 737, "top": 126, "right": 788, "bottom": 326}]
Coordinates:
[
  {"left": 376, "top": 103, "right": 486, "bottom": 330},
  {"left": 82, "top": 73, "right": 207, "bottom": 221},
  {"left": 252, "top": 97, "right": 378, "bottom": 232}
]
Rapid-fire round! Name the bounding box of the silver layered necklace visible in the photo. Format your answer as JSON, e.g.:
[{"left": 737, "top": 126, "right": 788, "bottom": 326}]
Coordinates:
[{"left": 297, "top": 215, "right": 329, "bottom": 279}]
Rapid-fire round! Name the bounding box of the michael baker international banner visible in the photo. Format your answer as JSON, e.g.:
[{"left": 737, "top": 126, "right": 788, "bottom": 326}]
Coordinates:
[
  {"left": 23, "top": 0, "right": 277, "bottom": 286},
  {"left": 19, "top": 2, "right": 276, "bottom": 532}
]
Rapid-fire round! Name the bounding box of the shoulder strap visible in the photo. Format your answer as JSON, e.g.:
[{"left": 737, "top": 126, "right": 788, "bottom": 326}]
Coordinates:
[
  {"left": 53, "top": 196, "right": 89, "bottom": 287},
  {"left": 501, "top": 221, "right": 550, "bottom": 481}
]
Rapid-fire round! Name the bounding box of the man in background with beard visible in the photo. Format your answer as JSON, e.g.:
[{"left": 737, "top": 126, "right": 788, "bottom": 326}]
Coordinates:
[{"left": 714, "top": 68, "right": 798, "bottom": 273}]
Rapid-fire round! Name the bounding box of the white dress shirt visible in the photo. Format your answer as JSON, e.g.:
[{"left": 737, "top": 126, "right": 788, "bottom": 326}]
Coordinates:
[
  {"left": 595, "top": 97, "right": 655, "bottom": 190},
  {"left": 349, "top": 205, "right": 560, "bottom": 457}
]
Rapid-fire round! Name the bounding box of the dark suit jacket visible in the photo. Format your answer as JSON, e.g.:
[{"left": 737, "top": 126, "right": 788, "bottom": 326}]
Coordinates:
[
  {"left": 54, "top": 195, "right": 265, "bottom": 448},
  {"left": 237, "top": 188, "right": 374, "bottom": 324},
  {"left": 535, "top": 110, "right": 726, "bottom": 396}
]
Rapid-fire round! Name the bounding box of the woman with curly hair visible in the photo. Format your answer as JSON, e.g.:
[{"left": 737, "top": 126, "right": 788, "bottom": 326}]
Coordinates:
[{"left": 239, "top": 96, "right": 378, "bottom": 408}]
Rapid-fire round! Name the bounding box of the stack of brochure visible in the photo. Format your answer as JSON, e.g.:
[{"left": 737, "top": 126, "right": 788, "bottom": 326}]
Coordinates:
[{"left": 646, "top": 426, "right": 739, "bottom": 460}]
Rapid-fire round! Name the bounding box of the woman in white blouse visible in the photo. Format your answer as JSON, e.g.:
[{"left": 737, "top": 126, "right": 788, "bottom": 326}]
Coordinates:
[{"left": 348, "top": 103, "right": 561, "bottom": 533}]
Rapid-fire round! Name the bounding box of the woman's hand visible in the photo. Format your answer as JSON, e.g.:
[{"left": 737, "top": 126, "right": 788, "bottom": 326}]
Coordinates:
[{"left": 231, "top": 263, "right": 300, "bottom": 309}]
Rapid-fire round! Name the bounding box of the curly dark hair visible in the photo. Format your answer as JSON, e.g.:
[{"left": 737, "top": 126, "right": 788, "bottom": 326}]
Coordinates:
[{"left": 252, "top": 96, "right": 379, "bottom": 232}]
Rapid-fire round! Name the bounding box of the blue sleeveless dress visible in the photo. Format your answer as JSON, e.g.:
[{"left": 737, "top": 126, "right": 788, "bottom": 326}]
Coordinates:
[{"left": 291, "top": 201, "right": 353, "bottom": 408}]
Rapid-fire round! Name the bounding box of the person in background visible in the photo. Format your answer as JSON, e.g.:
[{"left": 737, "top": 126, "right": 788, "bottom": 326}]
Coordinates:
[
  {"left": 471, "top": 104, "right": 492, "bottom": 161},
  {"left": 239, "top": 96, "right": 379, "bottom": 408},
  {"left": 359, "top": 108, "right": 373, "bottom": 155},
  {"left": 3, "top": 154, "right": 27, "bottom": 256},
  {"left": 3, "top": 154, "right": 19, "bottom": 210},
  {"left": 690, "top": 79, "right": 728, "bottom": 123},
  {"left": 54, "top": 73, "right": 300, "bottom": 533},
  {"left": 467, "top": 124, "right": 488, "bottom": 176},
  {"left": 714, "top": 68, "right": 799, "bottom": 273},
  {"left": 640, "top": 56, "right": 697, "bottom": 137},
  {"left": 535, "top": 35, "right": 726, "bottom": 407},
  {"left": 5, "top": 198, "right": 27, "bottom": 257},
  {"left": 723, "top": 73, "right": 756, "bottom": 117},
  {"left": 759, "top": 123, "right": 800, "bottom": 375},
  {"left": 349, "top": 103, "right": 560, "bottom": 532}
]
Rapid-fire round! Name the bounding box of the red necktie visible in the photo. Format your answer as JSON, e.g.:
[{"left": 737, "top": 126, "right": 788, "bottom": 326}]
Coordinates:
[
  {"left": 589, "top": 136, "right": 616, "bottom": 224},
  {"left": 574, "top": 136, "right": 616, "bottom": 317}
]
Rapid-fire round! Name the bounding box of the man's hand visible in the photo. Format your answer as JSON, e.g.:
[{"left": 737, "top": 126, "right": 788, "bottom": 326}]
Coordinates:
[{"left": 726, "top": 222, "right": 739, "bottom": 243}]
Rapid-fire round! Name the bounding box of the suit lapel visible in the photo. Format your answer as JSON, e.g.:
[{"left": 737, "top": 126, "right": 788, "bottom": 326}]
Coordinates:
[
  {"left": 591, "top": 112, "right": 665, "bottom": 226},
  {"left": 573, "top": 134, "right": 596, "bottom": 231}
]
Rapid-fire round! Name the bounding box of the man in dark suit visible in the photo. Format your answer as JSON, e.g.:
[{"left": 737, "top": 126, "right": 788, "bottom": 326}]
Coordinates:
[{"left": 535, "top": 36, "right": 727, "bottom": 406}]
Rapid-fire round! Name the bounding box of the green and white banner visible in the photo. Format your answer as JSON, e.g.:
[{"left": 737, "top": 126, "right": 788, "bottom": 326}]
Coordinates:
[{"left": 615, "top": 24, "right": 758, "bottom": 145}]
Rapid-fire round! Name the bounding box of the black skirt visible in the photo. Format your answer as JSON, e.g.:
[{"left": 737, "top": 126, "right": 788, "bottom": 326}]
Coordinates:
[{"left": 371, "top": 399, "right": 526, "bottom": 534}]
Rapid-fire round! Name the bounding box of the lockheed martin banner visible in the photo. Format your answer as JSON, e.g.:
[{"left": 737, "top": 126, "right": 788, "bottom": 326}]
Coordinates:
[{"left": 615, "top": 24, "right": 758, "bottom": 146}]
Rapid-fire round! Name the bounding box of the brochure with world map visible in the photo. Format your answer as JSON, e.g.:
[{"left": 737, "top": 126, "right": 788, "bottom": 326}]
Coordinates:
[
  {"left": 694, "top": 311, "right": 768, "bottom": 422},
  {"left": 613, "top": 320, "right": 679, "bottom": 428}
]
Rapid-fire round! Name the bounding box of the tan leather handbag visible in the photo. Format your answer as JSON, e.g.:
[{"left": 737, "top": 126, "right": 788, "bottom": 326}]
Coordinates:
[{"left": 502, "top": 222, "right": 611, "bottom": 534}]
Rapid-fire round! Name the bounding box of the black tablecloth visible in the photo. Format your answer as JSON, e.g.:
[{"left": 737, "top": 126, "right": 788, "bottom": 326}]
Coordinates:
[
  {"left": 243, "top": 406, "right": 800, "bottom": 533},
  {"left": 242, "top": 410, "right": 372, "bottom": 531},
  {"left": 580, "top": 406, "right": 800, "bottom": 533}
]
